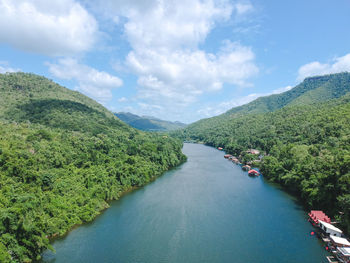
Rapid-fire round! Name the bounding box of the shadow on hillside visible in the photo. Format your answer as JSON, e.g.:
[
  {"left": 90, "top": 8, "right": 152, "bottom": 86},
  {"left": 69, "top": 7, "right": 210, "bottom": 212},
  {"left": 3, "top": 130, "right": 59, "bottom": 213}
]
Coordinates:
[{"left": 8, "top": 99, "right": 125, "bottom": 133}]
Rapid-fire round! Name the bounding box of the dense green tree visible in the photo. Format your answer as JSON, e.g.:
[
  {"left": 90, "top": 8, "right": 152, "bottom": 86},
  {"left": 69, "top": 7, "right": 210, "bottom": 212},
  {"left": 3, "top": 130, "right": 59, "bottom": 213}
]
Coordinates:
[{"left": 0, "top": 73, "right": 186, "bottom": 262}]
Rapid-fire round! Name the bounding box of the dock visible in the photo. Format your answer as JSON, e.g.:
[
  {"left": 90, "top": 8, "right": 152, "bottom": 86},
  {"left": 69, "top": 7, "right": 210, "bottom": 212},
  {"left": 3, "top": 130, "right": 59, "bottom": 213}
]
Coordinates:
[
  {"left": 322, "top": 237, "right": 331, "bottom": 243},
  {"left": 326, "top": 256, "right": 339, "bottom": 263}
]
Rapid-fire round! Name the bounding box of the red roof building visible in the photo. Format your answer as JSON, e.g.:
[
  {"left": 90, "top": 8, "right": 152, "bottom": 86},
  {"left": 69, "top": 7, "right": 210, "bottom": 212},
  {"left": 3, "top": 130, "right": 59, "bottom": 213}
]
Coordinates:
[{"left": 308, "top": 210, "right": 331, "bottom": 224}]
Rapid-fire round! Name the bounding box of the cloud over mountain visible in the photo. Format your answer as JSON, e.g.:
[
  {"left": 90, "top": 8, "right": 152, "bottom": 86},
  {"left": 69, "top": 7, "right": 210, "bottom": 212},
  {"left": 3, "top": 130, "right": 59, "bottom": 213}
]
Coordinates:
[
  {"left": 47, "top": 58, "right": 123, "bottom": 102},
  {"left": 298, "top": 53, "right": 350, "bottom": 81},
  {"left": 92, "top": 0, "right": 258, "bottom": 120}
]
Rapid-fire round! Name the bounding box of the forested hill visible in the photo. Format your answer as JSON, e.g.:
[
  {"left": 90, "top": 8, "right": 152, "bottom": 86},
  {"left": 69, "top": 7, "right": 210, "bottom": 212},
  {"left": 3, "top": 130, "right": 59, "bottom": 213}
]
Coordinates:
[
  {"left": 0, "top": 72, "right": 186, "bottom": 262},
  {"left": 226, "top": 72, "right": 350, "bottom": 116},
  {"left": 173, "top": 72, "right": 350, "bottom": 234},
  {"left": 179, "top": 73, "right": 350, "bottom": 136},
  {"left": 181, "top": 72, "right": 350, "bottom": 137},
  {"left": 115, "top": 112, "right": 187, "bottom": 131}
]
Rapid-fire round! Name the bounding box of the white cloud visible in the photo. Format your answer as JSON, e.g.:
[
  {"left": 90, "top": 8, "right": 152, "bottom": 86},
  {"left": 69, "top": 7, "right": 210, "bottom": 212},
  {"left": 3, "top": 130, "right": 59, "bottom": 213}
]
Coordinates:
[
  {"left": 118, "top": 97, "right": 128, "bottom": 102},
  {"left": 271, "top": 85, "right": 292, "bottom": 94},
  {"left": 97, "top": 0, "right": 233, "bottom": 50},
  {"left": 197, "top": 93, "right": 259, "bottom": 117},
  {"left": 0, "top": 61, "right": 21, "bottom": 73},
  {"left": 234, "top": 2, "right": 253, "bottom": 15},
  {"left": 0, "top": 0, "right": 98, "bottom": 56},
  {"left": 124, "top": 0, "right": 232, "bottom": 51},
  {"left": 127, "top": 41, "right": 258, "bottom": 109},
  {"left": 297, "top": 53, "right": 350, "bottom": 81},
  {"left": 92, "top": 0, "right": 258, "bottom": 120},
  {"left": 47, "top": 58, "right": 123, "bottom": 102}
]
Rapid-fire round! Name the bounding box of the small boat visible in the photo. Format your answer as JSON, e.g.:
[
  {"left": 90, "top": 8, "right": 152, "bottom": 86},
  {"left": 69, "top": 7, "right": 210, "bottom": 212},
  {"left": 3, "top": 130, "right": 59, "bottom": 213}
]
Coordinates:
[
  {"left": 248, "top": 169, "right": 259, "bottom": 176},
  {"left": 218, "top": 147, "right": 223, "bottom": 150},
  {"left": 224, "top": 154, "right": 232, "bottom": 159}
]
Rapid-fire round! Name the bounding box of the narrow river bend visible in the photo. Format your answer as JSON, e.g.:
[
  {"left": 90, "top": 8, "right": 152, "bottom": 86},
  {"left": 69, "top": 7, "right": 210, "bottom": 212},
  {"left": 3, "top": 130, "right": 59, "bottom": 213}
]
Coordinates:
[{"left": 42, "top": 143, "right": 328, "bottom": 263}]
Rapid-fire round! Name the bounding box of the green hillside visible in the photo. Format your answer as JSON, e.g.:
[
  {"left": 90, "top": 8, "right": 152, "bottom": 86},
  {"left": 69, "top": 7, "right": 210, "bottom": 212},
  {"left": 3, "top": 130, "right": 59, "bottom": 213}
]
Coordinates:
[
  {"left": 174, "top": 73, "right": 350, "bottom": 234},
  {"left": 0, "top": 73, "right": 186, "bottom": 262},
  {"left": 115, "top": 112, "right": 162, "bottom": 131},
  {"left": 115, "top": 112, "right": 187, "bottom": 131},
  {"left": 0, "top": 73, "right": 113, "bottom": 117},
  {"left": 181, "top": 73, "right": 350, "bottom": 138},
  {"left": 226, "top": 72, "right": 350, "bottom": 115},
  {"left": 144, "top": 116, "right": 187, "bottom": 131}
]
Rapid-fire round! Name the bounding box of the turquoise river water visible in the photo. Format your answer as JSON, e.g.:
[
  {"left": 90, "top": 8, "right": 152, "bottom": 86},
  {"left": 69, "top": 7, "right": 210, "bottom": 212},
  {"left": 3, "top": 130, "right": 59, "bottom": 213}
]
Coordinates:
[{"left": 42, "top": 143, "right": 329, "bottom": 263}]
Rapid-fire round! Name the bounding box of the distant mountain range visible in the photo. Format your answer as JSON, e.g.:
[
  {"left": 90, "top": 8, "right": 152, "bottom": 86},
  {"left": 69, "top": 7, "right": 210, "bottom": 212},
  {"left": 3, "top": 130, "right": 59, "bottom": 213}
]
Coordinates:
[{"left": 115, "top": 112, "right": 187, "bottom": 131}]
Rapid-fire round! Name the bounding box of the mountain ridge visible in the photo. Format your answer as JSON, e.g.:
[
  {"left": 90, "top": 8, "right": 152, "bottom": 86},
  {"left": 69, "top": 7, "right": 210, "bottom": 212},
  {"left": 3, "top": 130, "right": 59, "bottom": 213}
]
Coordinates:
[
  {"left": 183, "top": 72, "right": 350, "bottom": 132},
  {"left": 115, "top": 112, "right": 187, "bottom": 131},
  {"left": 224, "top": 72, "right": 350, "bottom": 116}
]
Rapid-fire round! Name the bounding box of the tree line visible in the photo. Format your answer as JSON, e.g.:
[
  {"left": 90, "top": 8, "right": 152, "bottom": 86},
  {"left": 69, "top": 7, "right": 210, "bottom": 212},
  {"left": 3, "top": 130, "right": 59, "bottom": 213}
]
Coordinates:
[{"left": 173, "top": 93, "right": 350, "bottom": 235}]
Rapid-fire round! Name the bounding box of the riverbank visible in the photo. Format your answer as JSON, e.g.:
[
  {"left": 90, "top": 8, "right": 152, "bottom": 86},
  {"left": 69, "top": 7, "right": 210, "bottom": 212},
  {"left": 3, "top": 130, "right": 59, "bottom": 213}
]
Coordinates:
[
  {"left": 42, "top": 143, "right": 329, "bottom": 263},
  {"left": 204, "top": 141, "right": 348, "bottom": 235},
  {"left": 44, "top": 156, "right": 188, "bottom": 247}
]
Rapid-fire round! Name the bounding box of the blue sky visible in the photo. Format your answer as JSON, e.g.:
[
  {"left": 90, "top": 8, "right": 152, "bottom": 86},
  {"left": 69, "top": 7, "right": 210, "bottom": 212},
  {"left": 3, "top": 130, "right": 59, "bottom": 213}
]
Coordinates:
[{"left": 0, "top": 0, "right": 349, "bottom": 123}]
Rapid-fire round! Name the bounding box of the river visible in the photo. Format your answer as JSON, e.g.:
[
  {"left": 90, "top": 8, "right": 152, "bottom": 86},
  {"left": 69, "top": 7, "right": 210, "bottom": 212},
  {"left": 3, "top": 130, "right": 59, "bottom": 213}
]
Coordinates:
[{"left": 42, "top": 143, "right": 329, "bottom": 263}]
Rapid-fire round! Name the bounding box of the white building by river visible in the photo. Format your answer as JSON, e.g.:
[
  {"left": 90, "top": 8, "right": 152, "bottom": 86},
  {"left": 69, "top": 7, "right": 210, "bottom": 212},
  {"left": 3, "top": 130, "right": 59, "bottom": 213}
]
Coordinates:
[
  {"left": 330, "top": 236, "right": 350, "bottom": 248},
  {"left": 336, "top": 247, "right": 350, "bottom": 263},
  {"left": 319, "top": 220, "right": 343, "bottom": 237}
]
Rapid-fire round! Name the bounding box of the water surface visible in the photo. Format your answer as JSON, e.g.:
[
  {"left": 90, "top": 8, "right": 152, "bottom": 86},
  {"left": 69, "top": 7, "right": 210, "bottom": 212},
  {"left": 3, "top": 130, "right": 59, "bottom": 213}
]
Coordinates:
[{"left": 42, "top": 143, "right": 328, "bottom": 263}]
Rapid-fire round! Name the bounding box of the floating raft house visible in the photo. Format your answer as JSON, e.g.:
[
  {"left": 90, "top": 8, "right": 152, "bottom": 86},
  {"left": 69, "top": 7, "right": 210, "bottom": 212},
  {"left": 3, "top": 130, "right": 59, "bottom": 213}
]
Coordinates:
[
  {"left": 319, "top": 220, "right": 343, "bottom": 237},
  {"left": 308, "top": 210, "right": 331, "bottom": 224},
  {"left": 330, "top": 236, "right": 350, "bottom": 247}
]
